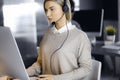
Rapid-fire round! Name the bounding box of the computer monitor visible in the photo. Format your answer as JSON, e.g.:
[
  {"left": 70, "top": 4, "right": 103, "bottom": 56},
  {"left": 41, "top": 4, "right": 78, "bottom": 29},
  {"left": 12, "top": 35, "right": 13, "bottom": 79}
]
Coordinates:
[{"left": 73, "top": 9, "right": 104, "bottom": 41}]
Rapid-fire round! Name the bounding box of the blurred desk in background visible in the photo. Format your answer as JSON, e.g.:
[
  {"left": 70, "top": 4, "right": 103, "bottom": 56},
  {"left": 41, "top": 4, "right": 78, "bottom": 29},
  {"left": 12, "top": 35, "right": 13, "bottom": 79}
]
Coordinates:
[
  {"left": 92, "top": 42, "right": 120, "bottom": 78},
  {"left": 92, "top": 44, "right": 120, "bottom": 57}
]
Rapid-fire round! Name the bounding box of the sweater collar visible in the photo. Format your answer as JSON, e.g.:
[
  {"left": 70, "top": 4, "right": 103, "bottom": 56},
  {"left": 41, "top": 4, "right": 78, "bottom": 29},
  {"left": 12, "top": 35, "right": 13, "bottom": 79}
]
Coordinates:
[{"left": 51, "top": 21, "right": 75, "bottom": 34}]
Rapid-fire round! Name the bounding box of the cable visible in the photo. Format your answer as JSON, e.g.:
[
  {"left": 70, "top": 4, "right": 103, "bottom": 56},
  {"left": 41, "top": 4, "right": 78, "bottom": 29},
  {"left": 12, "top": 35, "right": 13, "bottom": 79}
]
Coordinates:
[{"left": 50, "top": 22, "right": 69, "bottom": 74}]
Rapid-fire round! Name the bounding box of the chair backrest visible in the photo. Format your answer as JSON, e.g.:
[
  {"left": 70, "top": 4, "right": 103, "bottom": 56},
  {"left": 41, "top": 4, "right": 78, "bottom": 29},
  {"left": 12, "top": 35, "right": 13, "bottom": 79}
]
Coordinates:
[
  {"left": 71, "top": 20, "right": 81, "bottom": 29},
  {"left": 88, "top": 59, "right": 102, "bottom": 80}
]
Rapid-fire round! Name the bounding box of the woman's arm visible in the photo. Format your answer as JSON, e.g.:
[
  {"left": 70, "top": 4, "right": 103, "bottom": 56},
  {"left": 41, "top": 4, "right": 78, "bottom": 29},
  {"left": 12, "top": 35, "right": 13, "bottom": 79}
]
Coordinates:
[
  {"left": 0, "top": 76, "right": 12, "bottom": 80},
  {"left": 26, "top": 62, "right": 41, "bottom": 77}
]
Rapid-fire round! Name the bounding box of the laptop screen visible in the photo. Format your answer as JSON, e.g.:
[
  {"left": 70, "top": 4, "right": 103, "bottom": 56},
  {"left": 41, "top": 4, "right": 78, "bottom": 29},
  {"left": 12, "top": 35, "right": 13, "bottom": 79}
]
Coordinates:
[{"left": 0, "top": 27, "right": 30, "bottom": 80}]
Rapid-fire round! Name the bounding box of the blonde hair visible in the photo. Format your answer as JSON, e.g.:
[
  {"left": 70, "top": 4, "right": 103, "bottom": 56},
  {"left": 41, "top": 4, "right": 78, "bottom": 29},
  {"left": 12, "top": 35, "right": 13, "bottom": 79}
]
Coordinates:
[{"left": 44, "top": 0, "right": 72, "bottom": 21}]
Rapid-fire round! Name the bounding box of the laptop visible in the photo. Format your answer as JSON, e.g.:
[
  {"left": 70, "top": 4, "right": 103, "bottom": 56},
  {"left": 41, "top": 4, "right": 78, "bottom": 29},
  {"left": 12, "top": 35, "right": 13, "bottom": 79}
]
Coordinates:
[{"left": 0, "top": 27, "right": 30, "bottom": 80}]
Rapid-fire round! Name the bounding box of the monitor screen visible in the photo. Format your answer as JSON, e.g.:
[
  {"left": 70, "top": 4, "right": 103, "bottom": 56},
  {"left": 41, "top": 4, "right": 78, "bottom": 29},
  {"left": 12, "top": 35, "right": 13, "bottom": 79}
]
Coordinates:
[{"left": 73, "top": 9, "right": 104, "bottom": 38}]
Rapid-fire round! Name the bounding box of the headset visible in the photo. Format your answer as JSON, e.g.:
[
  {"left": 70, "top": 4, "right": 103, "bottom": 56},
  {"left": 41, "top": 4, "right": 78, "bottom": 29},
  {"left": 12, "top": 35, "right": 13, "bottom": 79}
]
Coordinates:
[
  {"left": 62, "top": 0, "right": 69, "bottom": 13},
  {"left": 52, "top": 0, "right": 69, "bottom": 25}
]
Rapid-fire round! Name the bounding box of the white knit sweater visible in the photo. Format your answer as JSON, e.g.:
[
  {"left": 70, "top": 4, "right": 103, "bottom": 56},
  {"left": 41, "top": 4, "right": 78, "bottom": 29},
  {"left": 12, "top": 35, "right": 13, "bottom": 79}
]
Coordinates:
[{"left": 27, "top": 22, "right": 92, "bottom": 80}]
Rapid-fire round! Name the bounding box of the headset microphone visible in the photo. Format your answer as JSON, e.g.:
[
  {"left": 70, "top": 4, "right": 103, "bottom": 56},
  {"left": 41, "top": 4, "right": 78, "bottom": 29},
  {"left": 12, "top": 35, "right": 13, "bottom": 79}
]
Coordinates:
[{"left": 52, "top": 22, "right": 55, "bottom": 25}]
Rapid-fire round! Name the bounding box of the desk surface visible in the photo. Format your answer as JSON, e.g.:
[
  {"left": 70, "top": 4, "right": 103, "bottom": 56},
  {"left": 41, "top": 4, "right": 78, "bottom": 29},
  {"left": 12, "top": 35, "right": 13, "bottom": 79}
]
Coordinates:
[{"left": 92, "top": 43, "right": 120, "bottom": 57}]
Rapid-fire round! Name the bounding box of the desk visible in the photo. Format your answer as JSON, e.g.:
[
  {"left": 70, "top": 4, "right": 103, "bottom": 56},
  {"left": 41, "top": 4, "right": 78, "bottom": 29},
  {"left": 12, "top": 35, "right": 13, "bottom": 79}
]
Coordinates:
[
  {"left": 92, "top": 43, "right": 120, "bottom": 78},
  {"left": 92, "top": 44, "right": 120, "bottom": 57}
]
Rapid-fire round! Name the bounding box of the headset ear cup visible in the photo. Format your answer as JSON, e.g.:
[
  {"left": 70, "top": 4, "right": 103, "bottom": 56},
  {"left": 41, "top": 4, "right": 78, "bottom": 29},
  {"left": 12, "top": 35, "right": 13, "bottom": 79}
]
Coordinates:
[
  {"left": 62, "top": 5, "right": 69, "bottom": 13},
  {"left": 62, "top": 0, "right": 69, "bottom": 13}
]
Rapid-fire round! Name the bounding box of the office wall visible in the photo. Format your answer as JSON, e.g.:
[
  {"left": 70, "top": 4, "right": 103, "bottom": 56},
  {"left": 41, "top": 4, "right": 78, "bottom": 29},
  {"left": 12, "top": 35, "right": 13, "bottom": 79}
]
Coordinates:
[
  {"left": 119, "top": 0, "right": 120, "bottom": 41},
  {"left": 80, "top": 0, "right": 103, "bottom": 10},
  {"left": 35, "top": 0, "right": 48, "bottom": 45},
  {"left": 117, "top": 0, "right": 120, "bottom": 75},
  {"left": 3, "top": 0, "right": 34, "bottom": 5},
  {"left": 0, "top": 0, "right": 3, "bottom": 26},
  {"left": 103, "top": 0, "right": 118, "bottom": 20},
  {"left": 79, "top": 0, "right": 118, "bottom": 20},
  {"left": 3, "top": 0, "right": 38, "bottom": 68}
]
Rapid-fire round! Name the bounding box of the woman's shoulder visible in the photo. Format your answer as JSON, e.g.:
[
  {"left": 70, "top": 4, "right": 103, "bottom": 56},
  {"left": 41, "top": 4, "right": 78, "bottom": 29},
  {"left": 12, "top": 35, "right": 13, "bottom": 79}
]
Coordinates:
[
  {"left": 73, "top": 27, "right": 88, "bottom": 37},
  {"left": 43, "top": 27, "right": 52, "bottom": 35},
  {"left": 72, "top": 27, "right": 90, "bottom": 42}
]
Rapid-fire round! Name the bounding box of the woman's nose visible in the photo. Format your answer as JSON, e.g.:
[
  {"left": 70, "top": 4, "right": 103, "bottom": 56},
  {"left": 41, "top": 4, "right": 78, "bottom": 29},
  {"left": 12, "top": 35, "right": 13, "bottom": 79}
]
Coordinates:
[{"left": 46, "top": 11, "right": 51, "bottom": 17}]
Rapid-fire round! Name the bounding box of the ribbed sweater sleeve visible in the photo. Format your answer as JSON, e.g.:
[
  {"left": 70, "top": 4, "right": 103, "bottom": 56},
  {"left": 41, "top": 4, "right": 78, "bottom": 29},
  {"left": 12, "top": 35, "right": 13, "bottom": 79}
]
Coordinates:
[{"left": 27, "top": 62, "right": 41, "bottom": 76}]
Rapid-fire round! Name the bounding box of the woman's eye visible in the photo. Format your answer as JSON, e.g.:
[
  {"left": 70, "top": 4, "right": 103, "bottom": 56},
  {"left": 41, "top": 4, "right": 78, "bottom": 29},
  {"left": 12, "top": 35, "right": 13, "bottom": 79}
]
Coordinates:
[{"left": 51, "top": 8, "right": 55, "bottom": 11}]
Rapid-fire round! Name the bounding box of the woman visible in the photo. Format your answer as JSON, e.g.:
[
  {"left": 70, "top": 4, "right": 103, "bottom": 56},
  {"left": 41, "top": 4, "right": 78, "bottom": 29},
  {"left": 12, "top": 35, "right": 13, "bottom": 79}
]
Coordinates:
[{"left": 27, "top": 0, "right": 92, "bottom": 80}]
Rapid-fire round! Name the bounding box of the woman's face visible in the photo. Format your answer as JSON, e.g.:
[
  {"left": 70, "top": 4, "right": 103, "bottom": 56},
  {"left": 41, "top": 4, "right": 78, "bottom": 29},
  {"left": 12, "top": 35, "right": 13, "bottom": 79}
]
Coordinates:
[{"left": 44, "top": 1, "right": 64, "bottom": 23}]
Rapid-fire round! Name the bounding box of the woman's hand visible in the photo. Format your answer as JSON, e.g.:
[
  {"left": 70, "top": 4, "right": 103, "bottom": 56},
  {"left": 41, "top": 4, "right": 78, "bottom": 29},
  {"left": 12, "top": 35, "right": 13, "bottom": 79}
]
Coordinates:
[
  {"left": 39, "top": 74, "right": 54, "bottom": 80},
  {"left": 30, "top": 77, "right": 41, "bottom": 80},
  {"left": 0, "top": 76, "right": 12, "bottom": 80}
]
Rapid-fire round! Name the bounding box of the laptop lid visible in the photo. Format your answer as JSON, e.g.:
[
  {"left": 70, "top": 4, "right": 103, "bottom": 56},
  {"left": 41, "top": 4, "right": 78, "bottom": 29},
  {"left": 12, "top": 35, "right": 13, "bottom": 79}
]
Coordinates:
[{"left": 0, "top": 27, "right": 30, "bottom": 80}]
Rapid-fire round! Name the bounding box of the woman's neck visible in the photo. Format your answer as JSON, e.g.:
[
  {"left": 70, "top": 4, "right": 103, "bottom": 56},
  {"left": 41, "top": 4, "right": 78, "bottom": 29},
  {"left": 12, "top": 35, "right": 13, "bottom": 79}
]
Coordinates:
[{"left": 55, "top": 15, "right": 67, "bottom": 30}]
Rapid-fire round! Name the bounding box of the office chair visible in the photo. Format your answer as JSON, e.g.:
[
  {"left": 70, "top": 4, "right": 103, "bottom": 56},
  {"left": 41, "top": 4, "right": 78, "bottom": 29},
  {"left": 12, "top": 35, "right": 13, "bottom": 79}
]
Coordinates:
[
  {"left": 87, "top": 59, "right": 102, "bottom": 80},
  {"left": 71, "top": 20, "right": 81, "bottom": 29}
]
